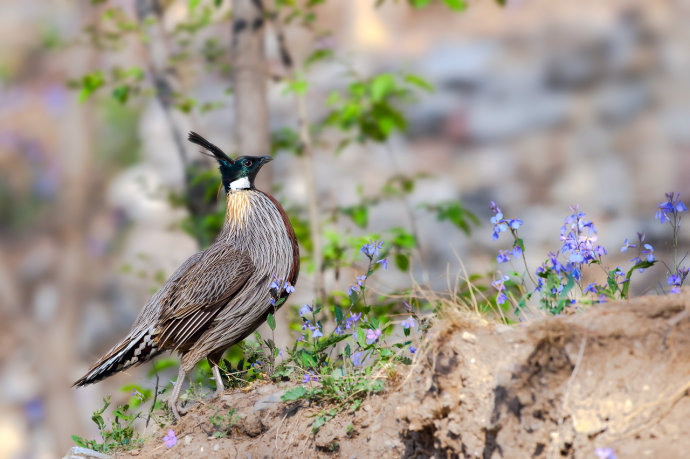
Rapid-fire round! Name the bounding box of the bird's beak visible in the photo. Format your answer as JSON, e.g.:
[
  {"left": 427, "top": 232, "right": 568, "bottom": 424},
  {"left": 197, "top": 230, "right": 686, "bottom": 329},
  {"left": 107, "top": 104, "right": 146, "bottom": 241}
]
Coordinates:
[{"left": 259, "top": 156, "right": 273, "bottom": 165}]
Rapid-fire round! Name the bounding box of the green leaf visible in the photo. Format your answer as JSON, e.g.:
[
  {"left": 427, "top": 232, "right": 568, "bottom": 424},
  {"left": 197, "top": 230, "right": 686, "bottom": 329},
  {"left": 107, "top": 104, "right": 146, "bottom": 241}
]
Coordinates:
[
  {"left": 71, "top": 435, "right": 86, "bottom": 447},
  {"left": 442, "top": 0, "right": 466, "bottom": 11},
  {"left": 391, "top": 227, "right": 416, "bottom": 248},
  {"left": 334, "top": 305, "right": 343, "bottom": 323},
  {"left": 300, "top": 350, "right": 317, "bottom": 368},
  {"left": 312, "top": 415, "right": 327, "bottom": 433},
  {"left": 343, "top": 205, "right": 368, "bottom": 228},
  {"left": 395, "top": 253, "right": 410, "bottom": 271},
  {"left": 514, "top": 238, "right": 525, "bottom": 253},
  {"left": 267, "top": 313, "right": 276, "bottom": 331},
  {"left": 281, "top": 386, "right": 307, "bottom": 402},
  {"left": 409, "top": 0, "right": 432, "bottom": 8},
  {"left": 428, "top": 201, "right": 480, "bottom": 236},
  {"left": 188, "top": 0, "right": 200, "bottom": 11},
  {"left": 112, "top": 85, "right": 129, "bottom": 104},
  {"left": 404, "top": 74, "right": 434, "bottom": 92},
  {"left": 370, "top": 73, "right": 396, "bottom": 102},
  {"left": 78, "top": 71, "right": 105, "bottom": 102},
  {"left": 284, "top": 78, "right": 308, "bottom": 96},
  {"left": 621, "top": 260, "right": 655, "bottom": 299},
  {"left": 305, "top": 48, "right": 333, "bottom": 68},
  {"left": 316, "top": 333, "right": 349, "bottom": 352}
]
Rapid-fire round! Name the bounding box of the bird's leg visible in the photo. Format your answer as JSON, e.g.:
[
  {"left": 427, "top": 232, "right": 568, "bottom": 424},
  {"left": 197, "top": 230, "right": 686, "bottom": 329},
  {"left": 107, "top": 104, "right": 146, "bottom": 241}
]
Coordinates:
[
  {"left": 169, "top": 365, "right": 187, "bottom": 421},
  {"left": 212, "top": 364, "right": 225, "bottom": 398}
]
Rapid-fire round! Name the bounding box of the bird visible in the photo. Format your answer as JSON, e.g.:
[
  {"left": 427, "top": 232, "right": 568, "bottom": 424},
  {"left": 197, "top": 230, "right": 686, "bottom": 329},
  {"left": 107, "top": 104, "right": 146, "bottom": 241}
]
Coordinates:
[{"left": 73, "top": 131, "right": 299, "bottom": 419}]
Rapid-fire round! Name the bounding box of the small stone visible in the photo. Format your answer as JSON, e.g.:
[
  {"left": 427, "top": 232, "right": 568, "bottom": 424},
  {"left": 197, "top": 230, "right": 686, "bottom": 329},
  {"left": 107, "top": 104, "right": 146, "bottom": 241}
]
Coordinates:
[
  {"left": 461, "top": 331, "right": 477, "bottom": 343},
  {"left": 184, "top": 435, "right": 192, "bottom": 446},
  {"left": 214, "top": 445, "right": 219, "bottom": 451},
  {"left": 253, "top": 392, "right": 282, "bottom": 412}
]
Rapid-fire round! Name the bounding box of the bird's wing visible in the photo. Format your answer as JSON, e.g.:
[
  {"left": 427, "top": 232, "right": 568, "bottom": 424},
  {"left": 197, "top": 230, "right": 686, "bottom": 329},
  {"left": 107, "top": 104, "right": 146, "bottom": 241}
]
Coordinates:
[{"left": 156, "top": 244, "right": 255, "bottom": 350}]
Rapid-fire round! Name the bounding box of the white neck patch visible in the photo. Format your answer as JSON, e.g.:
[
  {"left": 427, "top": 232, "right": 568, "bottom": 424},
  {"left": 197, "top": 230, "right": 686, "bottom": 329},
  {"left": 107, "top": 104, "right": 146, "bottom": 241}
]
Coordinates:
[{"left": 229, "top": 176, "right": 251, "bottom": 191}]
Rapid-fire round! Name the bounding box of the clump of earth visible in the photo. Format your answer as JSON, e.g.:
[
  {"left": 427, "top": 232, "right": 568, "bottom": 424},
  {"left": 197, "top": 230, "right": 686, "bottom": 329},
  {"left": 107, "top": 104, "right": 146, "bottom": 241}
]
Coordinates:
[{"left": 70, "top": 293, "right": 690, "bottom": 458}]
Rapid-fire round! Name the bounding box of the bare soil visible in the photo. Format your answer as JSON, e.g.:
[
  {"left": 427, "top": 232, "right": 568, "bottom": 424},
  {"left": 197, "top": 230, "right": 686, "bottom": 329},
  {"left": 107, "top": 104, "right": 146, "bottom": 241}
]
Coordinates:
[{"left": 112, "top": 293, "right": 690, "bottom": 458}]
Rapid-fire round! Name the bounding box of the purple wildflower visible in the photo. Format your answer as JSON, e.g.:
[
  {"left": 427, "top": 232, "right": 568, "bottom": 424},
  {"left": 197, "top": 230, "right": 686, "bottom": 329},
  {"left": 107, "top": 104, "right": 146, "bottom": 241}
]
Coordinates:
[
  {"left": 668, "top": 267, "right": 689, "bottom": 294},
  {"left": 163, "top": 430, "right": 177, "bottom": 448},
  {"left": 361, "top": 240, "right": 384, "bottom": 258},
  {"left": 656, "top": 192, "right": 687, "bottom": 223},
  {"left": 641, "top": 243, "right": 655, "bottom": 263},
  {"left": 350, "top": 352, "right": 364, "bottom": 367},
  {"left": 365, "top": 328, "right": 382, "bottom": 344},
  {"left": 594, "top": 447, "right": 617, "bottom": 459},
  {"left": 620, "top": 238, "right": 636, "bottom": 253},
  {"left": 376, "top": 258, "right": 388, "bottom": 270},
  {"left": 310, "top": 325, "right": 323, "bottom": 338},
  {"left": 401, "top": 317, "right": 416, "bottom": 329},
  {"left": 302, "top": 371, "right": 319, "bottom": 384},
  {"left": 409, "top": 346, "right": 417, "bottom": 354},
  {"left": 584, "top": 283, "right": 598, "bottom": 294},
  {"left": 299, "top": 304, "right": 312, "bottom": 317},
  {"left": 345, "top": 312, "right": 362, "bottom": 330},
  {"left": 496, "top": 250, "right": 511, "bottom": 264},
  {"left": 284, "top": 282, "right": 295, "bottom": 293},
  {"left": 492, "top": 275, "right": 510, "bottom": 305}
]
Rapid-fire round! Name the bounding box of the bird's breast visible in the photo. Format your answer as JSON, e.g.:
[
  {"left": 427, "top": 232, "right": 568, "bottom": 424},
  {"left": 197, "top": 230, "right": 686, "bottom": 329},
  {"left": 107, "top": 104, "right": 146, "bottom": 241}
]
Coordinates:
[{"left": 225, "top": 190, "right": 251, "bottom": 227}]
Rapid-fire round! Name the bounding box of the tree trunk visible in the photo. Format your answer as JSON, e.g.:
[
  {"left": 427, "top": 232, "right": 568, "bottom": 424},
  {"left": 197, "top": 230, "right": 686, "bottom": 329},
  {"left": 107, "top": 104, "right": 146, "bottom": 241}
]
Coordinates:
[{"left": 231, "top": 0, "right": 272, "bottom": 190}]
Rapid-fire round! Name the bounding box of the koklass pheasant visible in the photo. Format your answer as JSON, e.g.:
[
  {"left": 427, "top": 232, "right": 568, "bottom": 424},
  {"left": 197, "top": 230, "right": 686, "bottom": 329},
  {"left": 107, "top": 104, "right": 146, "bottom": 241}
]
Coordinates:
[{"left": 74, "top": 132, "right": 299, "bottom": 419}]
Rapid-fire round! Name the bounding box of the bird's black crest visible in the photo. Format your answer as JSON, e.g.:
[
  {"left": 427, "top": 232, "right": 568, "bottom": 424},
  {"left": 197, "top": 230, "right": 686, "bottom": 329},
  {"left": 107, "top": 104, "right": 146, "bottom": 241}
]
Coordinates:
[{"left": 188, "top": 131, "right": 233, "bottom": 164}]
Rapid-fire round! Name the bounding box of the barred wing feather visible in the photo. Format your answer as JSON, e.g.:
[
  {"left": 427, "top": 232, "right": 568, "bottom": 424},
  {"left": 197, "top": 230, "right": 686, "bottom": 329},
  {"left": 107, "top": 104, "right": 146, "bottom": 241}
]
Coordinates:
[{"left": 156, "top": 245, "right": 254, "bottom": 351}]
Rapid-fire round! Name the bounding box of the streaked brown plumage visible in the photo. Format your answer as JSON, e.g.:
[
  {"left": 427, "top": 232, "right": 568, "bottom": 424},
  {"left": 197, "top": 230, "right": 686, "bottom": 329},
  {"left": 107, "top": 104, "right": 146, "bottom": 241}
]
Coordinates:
[{"left": 74, "top": 132, "right": 299, "bottom": 419}]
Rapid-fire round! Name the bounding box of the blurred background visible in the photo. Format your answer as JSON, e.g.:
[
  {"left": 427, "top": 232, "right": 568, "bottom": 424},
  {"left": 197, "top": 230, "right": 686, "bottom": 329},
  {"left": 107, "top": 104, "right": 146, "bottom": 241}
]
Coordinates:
[{"left": 1, "top": 0, "right": 689, "bottom": 457}]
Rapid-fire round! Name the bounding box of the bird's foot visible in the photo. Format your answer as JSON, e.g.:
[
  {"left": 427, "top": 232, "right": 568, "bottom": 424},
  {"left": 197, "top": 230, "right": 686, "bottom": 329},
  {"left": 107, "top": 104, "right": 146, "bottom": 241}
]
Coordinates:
[{"left": 170, "top": 401, "right": 189, "bottom": 422}]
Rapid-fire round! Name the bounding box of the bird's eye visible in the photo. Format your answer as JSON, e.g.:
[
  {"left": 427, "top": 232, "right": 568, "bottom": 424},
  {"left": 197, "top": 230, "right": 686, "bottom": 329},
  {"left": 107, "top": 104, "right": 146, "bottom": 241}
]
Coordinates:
[{"left": 242, "top": 159, "right": 252, "bottom": 167}]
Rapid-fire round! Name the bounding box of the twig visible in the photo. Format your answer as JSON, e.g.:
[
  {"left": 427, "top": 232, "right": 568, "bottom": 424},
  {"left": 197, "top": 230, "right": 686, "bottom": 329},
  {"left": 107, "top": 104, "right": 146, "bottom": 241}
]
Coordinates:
[
  {"left": 146, "top": 373, "right": 160, "bottom": 428},
  {"left": 268, "top": 8, "right": 325, "bottom": 301},
  {"left": 134, "top": 4, "right": 189, "bottom": 171}
]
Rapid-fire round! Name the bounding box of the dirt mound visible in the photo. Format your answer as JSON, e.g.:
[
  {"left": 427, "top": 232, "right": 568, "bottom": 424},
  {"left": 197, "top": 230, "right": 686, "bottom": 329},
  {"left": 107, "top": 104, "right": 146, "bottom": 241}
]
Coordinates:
[{"left": 109, "top": 293, "right": 690, "bottom": 458}]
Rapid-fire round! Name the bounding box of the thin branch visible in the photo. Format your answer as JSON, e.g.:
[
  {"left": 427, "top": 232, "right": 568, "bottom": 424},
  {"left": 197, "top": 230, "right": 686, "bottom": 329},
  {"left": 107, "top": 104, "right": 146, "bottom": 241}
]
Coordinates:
[{"left": 269, "top": 11, "right": 326, "bottom": 301}]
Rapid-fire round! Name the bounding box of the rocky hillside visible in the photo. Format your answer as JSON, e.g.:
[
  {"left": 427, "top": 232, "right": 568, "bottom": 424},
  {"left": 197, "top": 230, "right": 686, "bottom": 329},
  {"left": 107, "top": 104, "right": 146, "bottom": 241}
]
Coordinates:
[{"left": 67, "top": 292, "right": 690, "bottom": 458}]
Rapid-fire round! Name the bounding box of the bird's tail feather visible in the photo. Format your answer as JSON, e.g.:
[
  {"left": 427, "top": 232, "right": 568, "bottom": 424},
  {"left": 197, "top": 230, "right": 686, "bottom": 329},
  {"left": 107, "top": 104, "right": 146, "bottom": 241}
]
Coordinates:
[{"left": 73, "top": 326, "right": 160, "bottom": 387}]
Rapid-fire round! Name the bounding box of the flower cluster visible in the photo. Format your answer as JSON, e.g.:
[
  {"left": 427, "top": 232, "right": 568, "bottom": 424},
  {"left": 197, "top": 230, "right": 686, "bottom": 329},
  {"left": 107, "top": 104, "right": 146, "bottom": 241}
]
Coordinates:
[
  {"left": 288, "top": 241, "right": 420, "bottom": 390},
  {"left": 348, "top": 275, "right": 367, "bottom": 296},
  {"left": 559, "top": 206, "right": 606, "bottom": 269},
  {"left": 491, "top": 275, "right": 510, "bottom": 305},
  {"left": 496, "top": 247, "right": 522, "bottom": 264},
  {"left": 629, "top": 233, "right": 655, "bottom": 266},
  {"left": 489, "top": 201, "right": 523, "bottom": 241},
  {"left": 655, "top": 192, "right": 687, "bottom": 224},
  {"left": 299, "top": 303, "right": 323, "bottom": 338},
  {"left": 360, "top": 240, "right": 383, "bottom": 258},
  {"left": 655, "top": 192, "right": 688, "bottom": 294},
  {"left": 668, "top": 267, "right": 689, "bottom": 294},
  {"left": 163, "top": 429, "right": 177, "bottom": 448},
  {"left": 269, "top": 276, "right": 295, "bottom": 306}
]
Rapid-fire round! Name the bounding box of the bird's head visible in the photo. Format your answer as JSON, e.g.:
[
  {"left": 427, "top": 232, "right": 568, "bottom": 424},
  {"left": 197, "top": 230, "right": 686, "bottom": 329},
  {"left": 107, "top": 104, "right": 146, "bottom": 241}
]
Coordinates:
[{"left": 188, "top": 131, "right": 272, "bottom": 192}]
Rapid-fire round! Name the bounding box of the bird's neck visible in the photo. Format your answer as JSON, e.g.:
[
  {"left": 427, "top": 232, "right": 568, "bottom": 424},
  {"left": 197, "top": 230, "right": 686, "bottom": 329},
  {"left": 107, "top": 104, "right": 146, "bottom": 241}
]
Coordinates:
[{"left": 224, "top": 189, "right": 252, "bottom": 228}]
